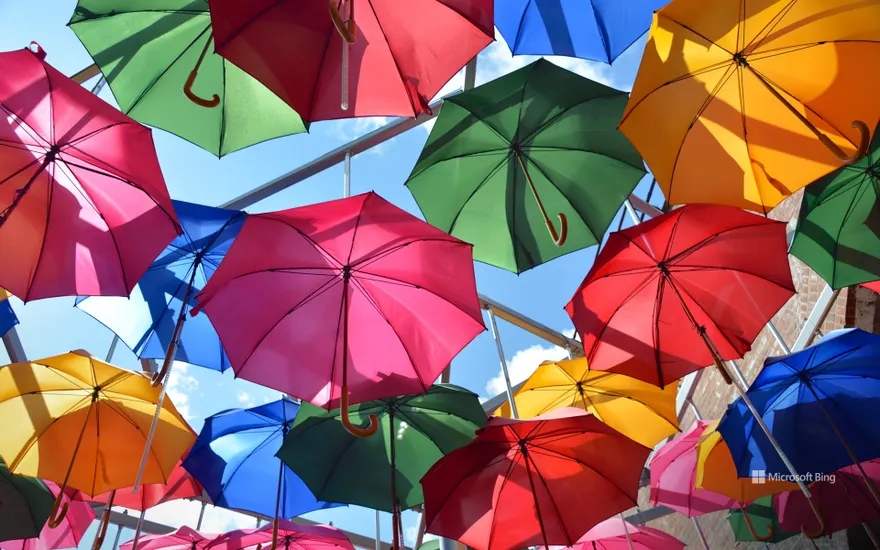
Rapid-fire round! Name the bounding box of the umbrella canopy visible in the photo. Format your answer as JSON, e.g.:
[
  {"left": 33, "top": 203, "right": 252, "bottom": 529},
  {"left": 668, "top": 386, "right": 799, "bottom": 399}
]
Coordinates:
[
  {"left": 775, "top": 459, "right": 880, "bottom": 537},
  {"left": 422, "top": 408, "right": 651, "bottom": 550},
  {"left": 493, "top": 357, "right": 679, "bottom": 448},
  {"left": 0, "top": 350, "right": 195, "bottom": 497},
  {"left": 0, "top": 287, "right": 17, "bottom": 337},
  {"left": 0, "top": 45, "right": 180, "bottom": 301},
  {"left": 0, "top": 458, "right": 53, "bottom": 543},
  {"left": 209, "top": 519, "right": 355, "bottom": 550},
  {"left": 89, "top": 460, "right": 203, "bottom": 512},
  {"left": 182, "top": 397, "right": 339, "bottom": 520},
  {"left": 565, "top": 204, "right": 795, "bottom": 388},
  {"left": 789, "top": 124, "right": 880, "bottom": 289},
  {"left": 542, "top": 517, "right": 685, "bottom": 550},
  {"left": 405, "top": 59, "right": 645, "bottom": 273},
  {"left": 192, "top": 192, "right": 485, "bottom": 436},
  {"left": 718, "top": 328, "right": 880, "bottom": 479},
  {"left": 727, "top": 496, "right": 797, "bottom": 544},
  {"left": 649, "top": 420, "right": 736, "bottom": 517},
  {"left": 2, "top": 482, "right": 96, "bottom": 550},
  {"left": 208, "top": 0, "right": 494, "bottom": 123},
  {"left": 620, "top": 0, "right": 880, "bottom": 213},
  {"left": 120, "top": 526, "right": 218, "bottom": 550},
  {"left": 68, "top": 0, "right": 308, "bottom": 157},
  {"left": 495, "top": 0, "right": 669, "bottom": 63},
  {"left": 77, "top": 200, "right": 246, "bottom": 373}
]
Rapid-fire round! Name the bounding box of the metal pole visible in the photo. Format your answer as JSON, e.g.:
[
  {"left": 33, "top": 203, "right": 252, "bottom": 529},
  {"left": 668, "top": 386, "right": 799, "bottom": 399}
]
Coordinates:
[
  {"left": 618, "top": 514, "right": 634, "bottom": 550},
  {"left": 375, "top": 509, "right": 381, "bottom": 550},
  {"left": 343, "top": 151, "right": 352, "bottom": 198},
  {"left": 766, "top": 322, "right": 791, "bottom": 354},
  {"left": 196, "top": 501, "right": 206, "bottom": 530},
  {"left": 688, "top": 400, "right": 703, "bottom": 421},
  {"left": 110, "top": 510, "right": 128, "bottom": 550},
  {"left": 690, "top": 517, "right": 710, "bottom": 550},
  {"left": 486, "top": 308, "right": 518, "bottom": 418}
]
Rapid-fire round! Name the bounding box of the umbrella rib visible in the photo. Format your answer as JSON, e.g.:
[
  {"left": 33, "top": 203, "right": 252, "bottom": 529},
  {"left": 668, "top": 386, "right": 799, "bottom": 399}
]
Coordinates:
[
  {"left": 520, "top": 93, "right": 633, "bottom": 149},
  {"left": 665, "top": 275, "right": 746, "bottom": 359},
  {"left": 446, "top": 154, "right": 512, "bottom": 237},
  {"left": 352, "top": 236, "right": 468, "bottom": 270},
  {"left": 365, "top": 1, "right": 424, "bottom": 118},
  {"left": 524, "top": 452, "right": 574, "bottom": 546},
  {"left": 404, "top": 149, "right": 513, "bottom": 182},
  {"left": 7, "top": 393, "right": 92, "bottom": 472},
  {"left": 527, "top": 444, "right": 639, "bottom": 507},
  {"left": 828, "top": 176, "right": 872, "bottom": 287},
  {"left": 741, "top": 0, "right": 799, "bottom": 54},
  {"left": 522, "top": 155, "right": 601, "bottom": 239},
  {"left": 485, "top": 447, "right": 525, "bottom": 550},
  {"left": 509, "top": 0, "right": 533, "bottom": 54},
  {"left": 308, "top": 418, "right": 374, "bottom": 503},
  {"left": 669, "top": 264, "right": 797, "bottom": 295}
]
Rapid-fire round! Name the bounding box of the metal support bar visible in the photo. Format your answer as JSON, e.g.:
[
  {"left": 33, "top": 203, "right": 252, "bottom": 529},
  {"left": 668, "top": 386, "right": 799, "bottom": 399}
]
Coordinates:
[
  {"left": 792, "top": 286, "right": 840, "bottom": 350},
  {"left": 2, "top": 329, "right": 26, "bottom": 363},
  {"left": 479, "top": 295, "right": 581, "bottom": 351},
  {"left": 486, "top": 308, "right": 518, "bottom": 418},
  {"left": 71, "top": 64, "right": 101, "bottom": 84}
]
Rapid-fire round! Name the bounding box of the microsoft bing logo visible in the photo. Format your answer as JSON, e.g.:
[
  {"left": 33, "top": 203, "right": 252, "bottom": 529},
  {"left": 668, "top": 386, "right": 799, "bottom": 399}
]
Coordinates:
[
  {"left": 752, "top": 469, "right": 766, "bottom": 484},
  {"left": 751, "top": 469, "right": 836, "bottom": 484}
]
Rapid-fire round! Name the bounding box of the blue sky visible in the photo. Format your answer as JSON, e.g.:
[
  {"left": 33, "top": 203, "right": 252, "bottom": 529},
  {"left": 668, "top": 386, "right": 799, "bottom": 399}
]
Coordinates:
[{"left": 0, "top": 2, "right": 664, "bottom": 548}]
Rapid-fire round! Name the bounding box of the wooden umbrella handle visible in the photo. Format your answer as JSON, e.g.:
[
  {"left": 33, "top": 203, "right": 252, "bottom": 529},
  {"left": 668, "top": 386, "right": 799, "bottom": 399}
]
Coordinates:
[
  {"left": 46, "top": 494, "right": 69, "bottom": 528},
  {"left": 329, "top": 1, "right": 357, "bottom": 44},
  {"left": 739, "top": 505, "right": 774, "bottom": 541},
  {"left": 801, "top": 496, "right": 826, "bottom": 539},
  {"left": 340, "top": 383, "right": 378, "bottom": 437}
]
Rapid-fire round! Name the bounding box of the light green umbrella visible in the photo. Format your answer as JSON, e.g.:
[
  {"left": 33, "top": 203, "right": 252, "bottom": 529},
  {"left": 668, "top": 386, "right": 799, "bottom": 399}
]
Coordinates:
[{"left": 68, "top": 0, "right": 307, "bottom": 157}]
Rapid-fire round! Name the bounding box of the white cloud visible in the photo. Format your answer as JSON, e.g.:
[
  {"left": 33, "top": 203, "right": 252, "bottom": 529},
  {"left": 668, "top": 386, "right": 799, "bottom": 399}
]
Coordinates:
[
  {"left": 323, "top": 116, "right": 392, "bottom": 155},
  {"left": 484, "top": 329, "right": 579, "bottom": 398},
  {"left": 404, "top": 524, "right": 439, "bottom": 548},
  {"left": 166, "top": 362, "right": 198, "bottom": 420},
  {"left": 237, "top": 391, "right": 255, "bottom": 407},
  {"left": 140, "top": 499, "right": 255, "bottom": 533}
]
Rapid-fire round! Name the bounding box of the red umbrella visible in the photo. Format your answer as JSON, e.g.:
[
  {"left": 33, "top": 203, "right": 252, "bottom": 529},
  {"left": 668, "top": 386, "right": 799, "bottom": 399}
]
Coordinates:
[
  {"left": 421, "top": 408, "right": 652, "bottom": 550},
  {"left": 565, "top": 204, "right": 795, "bottom": 388},
  {"left": 0, "top": 44, "right": 180, "bottom": 301},
  {"left": 3, "top": 482, "right": 96, "bottom": 550},
  {"left": 192, "top": 191, "right": 485, "bottom": 437},
  {"left": 209, "top": 519, "right": 355, "bottom": 550},
  {"left": 207, "top": 0, "right": 494, "bottom": 122}
]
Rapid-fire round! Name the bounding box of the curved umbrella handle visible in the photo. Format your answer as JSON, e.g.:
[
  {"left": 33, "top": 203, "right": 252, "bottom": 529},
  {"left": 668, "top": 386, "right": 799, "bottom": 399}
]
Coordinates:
[
  {"left": 740, "top": 505, "right": 774, "bottom": 541},
  {"left": 801, "top": 496, "right": 827, "bottom": 539},
  {"left": 818, "top": 120, "right": 870, "bottom": 165},
  {"left": 548, "top": 213, "right": 567, "bottom": 247},
  {"left": 152, "top": 356, "right": 173, "bottom": 387},
  {"left": 340, "top": 383, "right": 378, "bottom": 437},
  {"left": 184, "top": 70, "right": 220, "bottom": 108},
  {"left": 46, "top": 492, "right": 69, "bottom": 528},
  {"left": 329, "top": 1, "right": 357, "bottom": 44}
]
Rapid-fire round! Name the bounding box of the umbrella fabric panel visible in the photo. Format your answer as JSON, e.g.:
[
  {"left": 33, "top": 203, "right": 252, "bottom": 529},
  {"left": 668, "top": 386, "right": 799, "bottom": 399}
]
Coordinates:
[{"left": 0, "top": 459, "right": 53, "bottom": 543}]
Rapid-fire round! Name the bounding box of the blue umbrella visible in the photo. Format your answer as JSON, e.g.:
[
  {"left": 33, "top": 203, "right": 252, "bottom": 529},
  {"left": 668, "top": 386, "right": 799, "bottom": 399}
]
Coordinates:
[
  {"left": 0, "top": 297, "right": 17, "bottom": 337},
  {"left": 718, "top": 328, "right": 880, "bottom": 510},
  {"left": 494, "top": 0, "right": 669, "bottom": 63},
  {"left": 182, "top": 397, "right": 341, "bottom": 547}
]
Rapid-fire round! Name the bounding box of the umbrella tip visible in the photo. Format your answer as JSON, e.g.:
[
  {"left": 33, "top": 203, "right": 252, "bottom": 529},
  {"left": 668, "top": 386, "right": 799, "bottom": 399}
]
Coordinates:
[
  {"left": 70, "top": 349, "right": 93, "bottom": 358},
  {"left": 27, "top": 42, "right": 46, "bottom": 61}
]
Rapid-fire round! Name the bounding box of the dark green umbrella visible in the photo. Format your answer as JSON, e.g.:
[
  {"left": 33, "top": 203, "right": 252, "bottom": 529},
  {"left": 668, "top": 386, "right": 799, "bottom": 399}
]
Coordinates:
[
  {"left": 728, "top": 496, "right": 797, "bottom": 544},
  {"left": 277, "top": 385, "right": 486, "bottom": 546},
  {"left": 404, "top": 59, "right": 645, "bottom": 273},
  {"left": 68, "top": 0, "right": 307, "bottom": 157},
  {"left": 790, "top": 125, "right": 880, "bottom": 288},
  {"left": 0, "top": 458, "right": 54, "bottom": 542}
]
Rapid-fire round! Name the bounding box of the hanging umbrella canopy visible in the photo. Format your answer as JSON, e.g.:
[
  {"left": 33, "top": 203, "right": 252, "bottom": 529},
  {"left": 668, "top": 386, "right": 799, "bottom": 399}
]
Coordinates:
[
  {"left": 493, "top": 357, "right": 679, "bottom": 448},
  {"left": 0, "top": 458, "right": 53, "bottom": 543},
  {"left": 422, "top": 408, "right": 652, "bottom": 550},
  {"left": 77, "top": 200, "right": 246, "bottom": 374},
  {"left": 207, "top": 0, "right": 494, "bottom": 123},
  {"left": 649, "top": 420, "right": 736, "bottom": 517},
  {"left": 192, "top": 192, "right": 485, "bottom": 437},
  {"left": 0, "top": 287, "right": 18, "bottom": 337},
  {"left": 68, "top": 0, "right": 308, "bottom": 157},
  {"left": 405, "top": 59, "right": 646, "bottom": 273},
  {"left": 718, "top": 328, "right": 880, "bottom": 479},
  {"left": 565, "top": 204, "right": 795, "bottom": 388},
  {"left": 0, "top": 44, "right": 180, "bottom": 301},
  {"left": 727, "top": 496, "right": 797, "bottom": 544},
  {"left": 495, "top": 0, "right": 670, "bottom": 63},
  {"left": 789, "top": 124, "right": 880, "bottom": 289},
  {"left": 2, "top": 482, "right": 96, "bottom": 550},
  {"left": 540, "top": 517, "right": 685, "bottom": 550},
  {"left": 120, "top": 526, "right": 218, "bottom": 550},
  {"left": 88, "top": 460, "right": 203, "bottom": 512},
  {"left": 620, "top": 0, "right": 880, "bottom": 213},
  {"left": 210, "top": 519, "right": 355, "bottom": 550}
]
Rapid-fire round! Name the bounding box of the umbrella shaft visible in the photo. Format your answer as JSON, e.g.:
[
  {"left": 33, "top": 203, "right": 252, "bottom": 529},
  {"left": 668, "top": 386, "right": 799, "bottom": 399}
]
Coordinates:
[
  {"left": 618, "top": 513, "right": 634, "bottom": 550},
  {"left": 690, "top": 517, "right": 709, "bottom": 550},
  {"left": 133, "top": 371, "right": 171, "bottom": 489}
]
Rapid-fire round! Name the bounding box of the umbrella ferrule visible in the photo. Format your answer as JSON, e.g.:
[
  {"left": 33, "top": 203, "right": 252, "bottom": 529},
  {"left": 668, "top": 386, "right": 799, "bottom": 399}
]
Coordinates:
[
  {"left": 733, "top": 52, "right": 748, "bottom": 66},
  {"left": 342, "top": 265, "right": 351, "bottom": 280}
]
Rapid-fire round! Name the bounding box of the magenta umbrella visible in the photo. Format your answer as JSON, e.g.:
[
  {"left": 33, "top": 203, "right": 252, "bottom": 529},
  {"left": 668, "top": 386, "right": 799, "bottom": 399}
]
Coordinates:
[
  {"left": 650, "top": 420, "right": 737, "bottom": 517},
  {"left": 2, "top": 483, "right": 95, "bottom": 550},
  {"left": 192, "top": 191, "right": 485, "bottom": 437},
  {"left": 120, "top": 527, "right": 218, "bottom": 550},
  {"left": 209, "top": 519, "right": 355, "bottom": 550},
  {"left": 542, "top": 517, "right": 685, "bottom": 550}
]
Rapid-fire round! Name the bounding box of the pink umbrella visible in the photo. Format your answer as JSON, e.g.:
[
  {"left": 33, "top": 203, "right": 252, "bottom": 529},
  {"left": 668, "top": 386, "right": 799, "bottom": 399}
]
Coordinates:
[
  {"left": 1, "top": 482, "right": 96, "bottom": 550},
  {"left": 192, "top": 191, "right": 485, "bottom": 437},
  {"left": 209, "top": 519, "right": 355, "bottom": 550},
  {"left": 542, "top": 517, "right": 685, "bottom": 550},
  {"left": 121, "top": 526, "right": 218, "bottom": 550},
  {"left": 0, "top": 44, "right": 180, "bottom": 301},
  {"left": 775, "top": 459, "right": 880, "bottom": 538},
  {"left": 649, "top": 420, "right": 737, "bottom": 517}
]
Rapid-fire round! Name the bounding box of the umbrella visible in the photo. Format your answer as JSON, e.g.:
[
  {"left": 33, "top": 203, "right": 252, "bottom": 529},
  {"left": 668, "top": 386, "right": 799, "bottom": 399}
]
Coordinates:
[
  {"left": 421, "top": 408, "right": 651, "bottom": 550},
  {"left": 207, "top": 0, "right": 494, "bottom": 121},
  {"left": 718, "top": 329, "right": 880, "bottom": 509},
  {"left": 209, "top": 519, "right": 355, "bottom": 550},
  {"left": 619, "top": 0, "right": 880, "bottom": 213},
  {"left": 727, "top": 497, "right": 797, "bottom": 544},
  {"left": 565, "top": 203, "right": 795, "bottom": 388},
  {"left": 277, "top": 384, "right": 487, "bottom": 549},
  {"left": 493, "top": 357, "right": 679, "bottom": 448},
  {"left": 2, "top": 482, "right": 96, "bottom": 550},
  {"left": 68, "top": 0, "right": 308, "bottom": 157},
  {"left": 789, "top": 123, "right": 880, "bottom": 289},
  {"left": 694, "top": 420, "right": 797, "bottom": 540},
  {"left": 182, "top": 398, "right": 340, "bottom": 549},
  {"left": 0, "top": 287, "right": 17, "bottom": 337},
  {"left": 649, "top": 420, "right": 736, "bottom": 518},
  {"left": 0, "top": 44, "right": 180, "bottom": 301},
  {"left": 0, "top": 458, "right": 53, "bottom": 543},
  {"left": 0, "top": 350, "right": 195, "bottom": 548},
  {"left": 120, "top": 526, "right": 217, "bottom": 550},
  {"left": 405, "top": 59, "right": 646, "bottom": 273},
  {"left": 495, "top": 0, "right": 669, "bottom": 63},
  {"left": 542, "top": 517, "right": 685, "bottom": 550},
  {"left": 191, "top": 192, "right": 485, "bottom": 437},
  {"left": 75, "top": 200, "right": 246, "bottom": 487}
]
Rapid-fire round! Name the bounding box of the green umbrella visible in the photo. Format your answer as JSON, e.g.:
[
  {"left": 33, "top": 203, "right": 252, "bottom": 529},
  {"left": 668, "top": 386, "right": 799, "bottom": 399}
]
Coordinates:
[
  {"left": 277, "top": 385, "right": 486, "bottom": 545},
  {"left": 68, "top": 0, "right": 307, "bottom": 157},
  {"left": 0, "top": 458, "right": 54, "bottom": 543},
  {"left": 790, "top": 125, "right": 880, "bottom": 289},
  {"left": 404, "top": 59, "right": 645, "bottom": 273},
  {"left": 728, "top": 497, "right": 797, "bottom": 543},
  {"left": 416, "top": 541, "right": 440, "bottom": 550}
]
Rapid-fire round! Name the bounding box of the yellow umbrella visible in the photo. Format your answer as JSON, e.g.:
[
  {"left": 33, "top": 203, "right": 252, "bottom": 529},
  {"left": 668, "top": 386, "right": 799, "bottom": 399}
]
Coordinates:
[
  {"left": 0, "top": 350, "right": 195, "bottom": 546},
  {"left": 494, "top": 357, "right": 679, "bottom": 448},
  {"left": 0, "top": 287, "right": 11, "bottom": 301},
  {"left": 620, "top": 0, "right": 880, "bottom": 213},
  {"left": 695, "top": 419, "right": 799, "bottom": 541}
]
